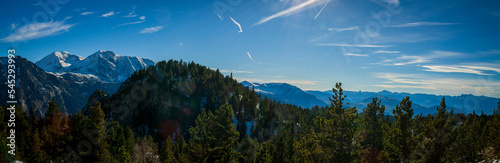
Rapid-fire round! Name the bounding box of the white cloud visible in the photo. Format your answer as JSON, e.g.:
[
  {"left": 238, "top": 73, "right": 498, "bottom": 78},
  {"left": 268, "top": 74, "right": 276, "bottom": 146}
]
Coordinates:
[
  {"left": 374, "top": 72, "right": 500, "bottom": 97},
  {"left": 327, "top": 26, "right": 358, "bottom": 32},
  {"left": 372, "top": 50, "right": 401, "bottom": 54},
  {"left": 422, "top": 65, "right": 500, "bottom": 75},
  {"left": 230, "top": 17, "right": 243, "bottom": 33},
  {"left": 140, "top": 26, "right": 164, "bottom": 33},
  {"left": 268, "top": 80, "right": 318, "bottom": 85},
  {"left": 317, "top": 43, "right": 390, "bottom": 48},
  {"left": 383, "top": 55, "right": 429, "bottom": 65},
  {"left": 422, "top": 65, "right": 490, "bottom": 75},
  {"left": 380, "top": 50, "right": 464, "bottom": 66},
  {"left": 383, "top": 0, "right": 400, "bottom": 6},
  {"left": 113, "top": 16, "right": 146, "bottom": 28},
  {"left": 344, "top": 53, "right": 369, "bottom": 57},
  {"left": 101, "top": 11, "right": 119, "bottom": 18},
  {"left": 124, "top": 5, "right": 138, "bottom": 17},
  {"left": 253, "top": 0, "right": 326, "bottom": 26},
  {"left": 370, "top": 0, "right": 400, "bottom": 7},
  {"left": 389, "top": 22, "right": 457, "bottom": 27},
  {"left": 80, "top": 11, "right": 95, "bottom": 15},
  {"left": 1, "top": 17, "right": 74, "bottom": 42}
]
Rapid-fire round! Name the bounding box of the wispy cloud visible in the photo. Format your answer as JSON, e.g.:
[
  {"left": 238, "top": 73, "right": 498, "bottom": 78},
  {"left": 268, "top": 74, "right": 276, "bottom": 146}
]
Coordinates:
[
  {"left": 269, "top": 80, "right": 319, "bottom": 85},
  {"left": 374, "top": 72, "right": 500, "bottom": 97},
  {"left": 1, "top": 17, "right": 74, "bottom": 42},
  {"left": 383, "top": 0, "right": 400, "bottom": 6},
  {"left": 344, "top": 53, "right": 369, "bottom": 57},
  {"left": 327, "top": 26, "right": 358, "bottom": 32},
  {"left": 230, "top": 17, "right": 243, "bottom": 33},
  {"left": 10, "top": 23, "right": 17, "bottom": 30},
  {"left": 80, "top": 11, "right": 95, "bottom": 15},
  {"left": 314, "top": 0, "right": 331, "bottom": 19},
  {"left": 124, "top": 5, "right": 138, "bottom": 17},
  {"left": 210, "top": 68, "right": 253, "bottom": 74},
  {"left": 113, "top": 16, "right": 146, "bottom": 28},
  {"left": 383, "top": 55, "right": 429, "bottom": 65},
  {"left": 479, "top": 49, "right": 500, "bottom": 55},
  {"left": 140, "top": 26, "right": 164, "bottom": 33},
  {"left": 389, "top": 22, "right": 457, "bottom": 27},
  {"left": 372, "top": 50, "right": 401, "bottom": 54},
  {"left": 101, "top": 11, "right": 119, "bottom": 18},
  {"left": 317, "top": 43, "right": 390, "bottom": 48},
  {"left": 379, "top": 50, "right": 463, "bottom": 66},
  {"left": 253, "top": 0, "right": 326, "bottom": 26},
  {"left": 369, "top": 0, "right": 400, "bottom": 7},
  {"left": 422, "top": 65, "right": 500, "bottom": 75}
]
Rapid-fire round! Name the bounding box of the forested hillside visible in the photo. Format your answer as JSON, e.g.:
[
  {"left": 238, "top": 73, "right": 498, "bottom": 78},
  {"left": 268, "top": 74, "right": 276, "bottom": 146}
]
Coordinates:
[{"left": 1, "top": 59, "right": 499, "bottom": 162}]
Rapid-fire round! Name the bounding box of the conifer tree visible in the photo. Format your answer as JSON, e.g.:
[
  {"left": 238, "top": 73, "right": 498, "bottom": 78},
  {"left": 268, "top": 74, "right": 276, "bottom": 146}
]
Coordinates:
[
  {"left": 188, "top": 104, "right": 239, "bottom": 162},
  {"left": 384, "top": 97, "right": 414, "bottom": 162},
  {"left": 360, "top": 97, "right": 386, "bottom": 163}
]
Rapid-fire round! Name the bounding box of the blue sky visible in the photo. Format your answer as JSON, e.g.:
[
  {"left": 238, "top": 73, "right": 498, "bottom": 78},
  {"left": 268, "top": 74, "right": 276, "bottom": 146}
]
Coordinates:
[{"left": 1, "top": 0, "right": 500, "bottom": 97}]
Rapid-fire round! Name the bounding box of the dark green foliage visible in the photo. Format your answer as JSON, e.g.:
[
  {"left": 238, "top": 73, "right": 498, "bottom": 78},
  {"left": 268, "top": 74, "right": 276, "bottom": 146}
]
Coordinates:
[
  {"left": 188, "top": 104, "right": 239, "bottom": 162},
  {"left": 360, "top": 97, "right": 385, "bottom": 163},
  {"left": 384, "top": 96, "right": 414, "bottom": 162}
]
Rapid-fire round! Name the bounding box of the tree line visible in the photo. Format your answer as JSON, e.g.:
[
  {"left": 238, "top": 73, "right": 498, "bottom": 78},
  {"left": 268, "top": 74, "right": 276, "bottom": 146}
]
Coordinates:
[{"left": 1, "top": 59, "right": 499, "bottom": 162}]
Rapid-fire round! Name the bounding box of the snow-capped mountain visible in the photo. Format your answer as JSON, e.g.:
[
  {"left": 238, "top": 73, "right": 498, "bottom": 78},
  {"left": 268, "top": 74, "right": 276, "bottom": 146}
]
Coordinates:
[
  {"left": 0, "top": 57, "right": 120, "bottom": 115},
  {"left": 36, "top": 50, "right": 155, "bottom": 82},
  {"left": 241, "top": 81, "right": 328, "bottom": 108},
  {"left": 35, "top": 51, "right": 84, "bottom": 72}
]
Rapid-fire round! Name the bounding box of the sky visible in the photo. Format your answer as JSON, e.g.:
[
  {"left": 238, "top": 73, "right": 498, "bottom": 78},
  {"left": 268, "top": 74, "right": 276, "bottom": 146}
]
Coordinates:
[{"left": 1, "top": 0, "right": 500, "bottom": 98}]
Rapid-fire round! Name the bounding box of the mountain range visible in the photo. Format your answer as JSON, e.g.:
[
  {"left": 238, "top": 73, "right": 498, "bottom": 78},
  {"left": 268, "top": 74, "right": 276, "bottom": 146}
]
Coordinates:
[
  {"left": 0, "top": 50, "right": 154, "bottom": 115},
  {"left": 36, "top": 50, "right": 155, "bottom": 83},
  {"left": 1, "top": 51, "right": 498, "bottom": 116},
  {"left": 242, "top": 81, "right": 499, "bottom": 115}
]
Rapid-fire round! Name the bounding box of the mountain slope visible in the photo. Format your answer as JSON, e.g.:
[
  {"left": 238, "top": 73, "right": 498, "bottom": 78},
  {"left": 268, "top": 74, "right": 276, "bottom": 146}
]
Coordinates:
[
  {"left": 36, "top": 50, "right": 155, "bottom": 82},
  {"left": 0, "top": 56, "right": 120, "bottom": 115},
  {"left": 241, "top": 81, "right": 328, "bottom": 108}
]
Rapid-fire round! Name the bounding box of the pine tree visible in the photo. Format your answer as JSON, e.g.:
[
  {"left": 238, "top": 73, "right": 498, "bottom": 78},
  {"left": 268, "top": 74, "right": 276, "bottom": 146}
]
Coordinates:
[
  {"left": 314, "top": 83, "right": 358, "bottom": 162},
  {"left": 160, "top": 137, "right": 177, "bottom": 163},
  {"left": 237, "top": 135, "right": 260, "bottom": 162},
  {"left": 360, "top": 97, "right": 386, "bottom": 163},
  {"left": 384, "top": 97, "right": 414, "bottom": 162},
  {"left": 89, "top": 102, "right": 111, "bottom": 162},
  {"left": 188, "top": 104, "right": 239, "bottom": 162},
  {"left": 487, "top": 100, "right": 500, "bottom": 158}
]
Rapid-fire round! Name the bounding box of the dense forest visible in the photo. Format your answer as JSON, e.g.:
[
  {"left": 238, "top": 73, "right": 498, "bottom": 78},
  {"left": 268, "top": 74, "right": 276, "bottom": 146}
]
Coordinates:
[{"left": 1, "top": 59, "right": 500, "bottom": 162}]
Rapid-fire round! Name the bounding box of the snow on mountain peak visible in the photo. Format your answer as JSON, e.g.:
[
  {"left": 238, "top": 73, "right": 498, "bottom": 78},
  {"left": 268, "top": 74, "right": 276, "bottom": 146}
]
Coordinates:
[
  {"left": 35, "top": 51, "right": 84, "bottom": 72},
  {"left": 36, "top": 50, "right": 155, "bottom": 83}
]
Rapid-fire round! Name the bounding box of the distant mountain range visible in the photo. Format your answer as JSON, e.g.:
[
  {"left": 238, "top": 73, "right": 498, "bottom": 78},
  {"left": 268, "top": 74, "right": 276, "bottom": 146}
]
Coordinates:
[
  {"left": 242, "top": 81, "right": 499, "bottom": 115},
  {"left": 0, "top": 50, "right": 155, "bottom": 115},
  {"left": 241, "top": 81, "right": 327, "bottom": 108},
  {"left": 1, "top": 51, "right": 498, "bottom": 116}
]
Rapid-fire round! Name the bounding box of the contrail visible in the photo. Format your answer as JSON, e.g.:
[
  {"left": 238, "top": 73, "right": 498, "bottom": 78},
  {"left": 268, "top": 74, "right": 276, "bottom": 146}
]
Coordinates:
[
  {"left": 314, "top": 0, "right": 331, "bottom": 19},
  {"left": 247, "top": 52, "right": 256, "bottom": 63},
  {"left": 211, "top": 8, "right": 222, "bottom": 20},
  {"left": 230, "top": 16, "right": 243, "bottom": 33},
  {"left": 253, "top": 0, "right": 319, "bottom": 26}
]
